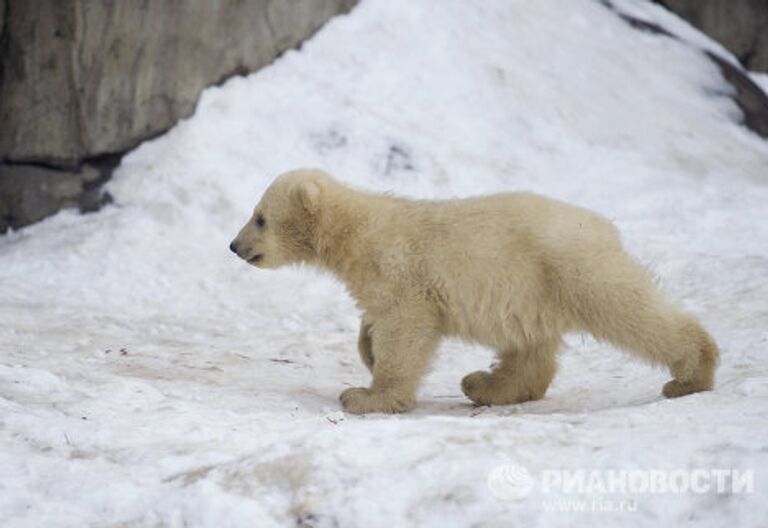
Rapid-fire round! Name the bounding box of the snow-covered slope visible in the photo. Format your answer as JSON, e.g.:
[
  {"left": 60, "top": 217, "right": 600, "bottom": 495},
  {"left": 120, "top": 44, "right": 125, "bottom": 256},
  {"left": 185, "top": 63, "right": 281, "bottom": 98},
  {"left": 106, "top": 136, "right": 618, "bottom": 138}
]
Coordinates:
[{"left": 1, "top": 0, "right": 767, "bottom": 526}]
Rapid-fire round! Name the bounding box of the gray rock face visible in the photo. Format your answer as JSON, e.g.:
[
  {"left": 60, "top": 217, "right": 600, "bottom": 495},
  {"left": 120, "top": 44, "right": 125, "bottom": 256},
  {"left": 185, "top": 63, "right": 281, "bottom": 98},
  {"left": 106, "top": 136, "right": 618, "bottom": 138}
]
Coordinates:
[
  {"left": 0, "top": 160, "right": 114, "bottom": 233},
  {"left": 0, "top": 0, "right": 5, "bottom": 46},
  {"left": 657, "top": 0, "right": 768, "bottom": 72},
  {"left": 0, "top": 0, "right": 356, "bottom": 231},
  {"left": 0, "top": 0, "right": 356, "bottom": 166}
]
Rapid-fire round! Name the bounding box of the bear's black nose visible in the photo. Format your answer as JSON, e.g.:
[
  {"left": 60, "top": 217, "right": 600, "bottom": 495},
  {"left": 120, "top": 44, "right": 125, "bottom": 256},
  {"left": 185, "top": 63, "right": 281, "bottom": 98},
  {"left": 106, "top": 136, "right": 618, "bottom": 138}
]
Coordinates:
[{"left": 229, "top": 241, "right": 238, "bottom": 254}]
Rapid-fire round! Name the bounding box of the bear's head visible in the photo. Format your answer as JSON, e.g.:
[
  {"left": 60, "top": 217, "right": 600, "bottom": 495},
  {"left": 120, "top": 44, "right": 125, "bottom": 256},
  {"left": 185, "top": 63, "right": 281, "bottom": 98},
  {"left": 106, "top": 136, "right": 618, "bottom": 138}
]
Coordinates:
[{"left": 229, "top": 169, "right": 327, "bottom": 269}]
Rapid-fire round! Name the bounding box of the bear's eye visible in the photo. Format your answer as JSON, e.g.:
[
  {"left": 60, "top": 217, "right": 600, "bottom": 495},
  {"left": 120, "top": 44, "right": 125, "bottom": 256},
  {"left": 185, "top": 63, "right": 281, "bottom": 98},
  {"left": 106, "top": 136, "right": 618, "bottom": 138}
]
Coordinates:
[{"left": 255, "top": 214, "right": 266, "bottom": 228}]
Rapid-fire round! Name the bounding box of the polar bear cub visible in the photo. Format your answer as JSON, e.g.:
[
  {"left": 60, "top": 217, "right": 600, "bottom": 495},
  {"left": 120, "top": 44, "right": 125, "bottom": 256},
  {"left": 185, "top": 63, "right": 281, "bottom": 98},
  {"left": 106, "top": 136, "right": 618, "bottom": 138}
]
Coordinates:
[{"left": 230, "top": 169, "right": 718, "bottom": 414}]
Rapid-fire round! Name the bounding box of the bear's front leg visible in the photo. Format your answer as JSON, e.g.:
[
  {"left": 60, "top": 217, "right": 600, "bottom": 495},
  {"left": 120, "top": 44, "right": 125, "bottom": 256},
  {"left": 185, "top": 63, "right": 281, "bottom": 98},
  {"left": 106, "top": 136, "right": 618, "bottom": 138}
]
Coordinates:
[
  {"left": 357, "top": 320, "right": 374, "bottom": 373},
  {"left": 341, "top": 311, "right": 440, "bottom": 414}
]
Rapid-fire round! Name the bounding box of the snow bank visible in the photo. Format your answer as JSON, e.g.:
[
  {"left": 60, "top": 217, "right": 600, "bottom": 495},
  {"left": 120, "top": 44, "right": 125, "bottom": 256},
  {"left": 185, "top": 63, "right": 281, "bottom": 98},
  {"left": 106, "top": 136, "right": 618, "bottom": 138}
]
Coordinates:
[{"left": 1, "top": 0, "right": 767, "bottom": 526}]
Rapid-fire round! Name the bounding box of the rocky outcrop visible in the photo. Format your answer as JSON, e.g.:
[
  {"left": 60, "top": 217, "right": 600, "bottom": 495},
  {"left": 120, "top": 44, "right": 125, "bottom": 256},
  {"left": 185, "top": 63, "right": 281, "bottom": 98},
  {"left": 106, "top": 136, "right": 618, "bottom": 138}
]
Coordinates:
[
  {"left": 655, "top": 0, "right": 768, "bottom": 72},
  {"left": 0, "top": 0, "right": 356, "bottom": 232},
  {"left": 0, "top": 159, "right": 115, "bottom": 230}
]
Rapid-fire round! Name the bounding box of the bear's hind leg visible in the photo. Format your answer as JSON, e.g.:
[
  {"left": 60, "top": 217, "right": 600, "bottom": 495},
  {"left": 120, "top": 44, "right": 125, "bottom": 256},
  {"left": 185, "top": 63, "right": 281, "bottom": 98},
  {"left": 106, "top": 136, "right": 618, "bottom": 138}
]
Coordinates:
[
  {"left": 571, "top": 257, "right": 719, "bottom": 398},
  {"left": 461, "top": 340, "right": 559, "bottom": 406},
  {"left": 595, "top": 308, "right": 718, "bottom": 398},
  {"left": 661, "top": 317, "right": 718, "bottom": 398}
]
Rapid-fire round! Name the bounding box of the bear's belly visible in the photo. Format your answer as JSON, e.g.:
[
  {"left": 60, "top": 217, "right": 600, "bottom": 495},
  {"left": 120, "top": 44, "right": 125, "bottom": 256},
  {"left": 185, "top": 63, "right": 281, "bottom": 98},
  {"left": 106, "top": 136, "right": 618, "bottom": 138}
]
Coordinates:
[{"left": 437, "top": 277, "right": 564, "bottom": 350}]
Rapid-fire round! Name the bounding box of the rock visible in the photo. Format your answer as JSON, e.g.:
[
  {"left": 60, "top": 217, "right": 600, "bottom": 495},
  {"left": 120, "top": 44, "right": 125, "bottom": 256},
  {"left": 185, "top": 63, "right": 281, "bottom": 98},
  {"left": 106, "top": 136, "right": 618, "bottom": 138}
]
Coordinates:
[
  {"left": 656, "top": 0, "right": 768, "bottom": 72},
  {"left": 0, "top": 160, "right": 114, "bottom": 233},
  {"left": 0, "top": 0, "right": 5, "bottom": 40},
  {"left": 0, "top": 0, "right": 356, "bottom": 230},
  {"left": 0, "top": 0, "right": 357, "bottom": 166}
]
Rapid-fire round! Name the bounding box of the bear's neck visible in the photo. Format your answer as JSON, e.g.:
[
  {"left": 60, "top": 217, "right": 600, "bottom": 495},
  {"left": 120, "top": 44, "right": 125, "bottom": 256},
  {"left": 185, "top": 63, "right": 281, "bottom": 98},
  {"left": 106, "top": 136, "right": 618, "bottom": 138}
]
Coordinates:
[{"left": 310, "top": 186, "right": 377, "bottom": 289}]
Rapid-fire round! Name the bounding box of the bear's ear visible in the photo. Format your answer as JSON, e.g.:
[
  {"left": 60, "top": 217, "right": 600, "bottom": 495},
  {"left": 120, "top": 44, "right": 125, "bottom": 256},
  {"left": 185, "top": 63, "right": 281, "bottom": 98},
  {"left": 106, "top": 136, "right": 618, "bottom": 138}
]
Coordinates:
[{"left": 295, "top": 179, "right": 322, "bottom": 214}]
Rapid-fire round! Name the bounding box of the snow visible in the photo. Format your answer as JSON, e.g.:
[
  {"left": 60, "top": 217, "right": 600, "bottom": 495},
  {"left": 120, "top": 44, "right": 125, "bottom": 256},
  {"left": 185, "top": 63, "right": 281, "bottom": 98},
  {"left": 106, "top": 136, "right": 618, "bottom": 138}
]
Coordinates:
[{"left": 2, "top": 0, "right": 768, "bottom": 526}]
